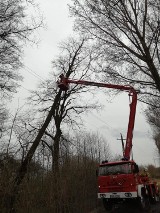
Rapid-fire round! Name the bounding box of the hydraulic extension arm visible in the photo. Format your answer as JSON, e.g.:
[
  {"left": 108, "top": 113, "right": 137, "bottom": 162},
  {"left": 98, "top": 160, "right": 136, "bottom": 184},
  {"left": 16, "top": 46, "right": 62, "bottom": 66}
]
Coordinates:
[{"left": 58, "top": 74, "right": 137, "bottom": 160}]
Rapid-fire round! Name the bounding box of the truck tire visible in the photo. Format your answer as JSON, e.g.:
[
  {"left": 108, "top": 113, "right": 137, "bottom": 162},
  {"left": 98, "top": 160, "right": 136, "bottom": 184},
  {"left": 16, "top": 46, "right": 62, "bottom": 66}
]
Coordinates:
[
  {"left": 152, "top": 188, "right": 160, "bottom": 203},
  {"left": 138, "top": 196, "right": 150, "bottom": 211},
  {"left": 137, "top": 187, "right": 150, "bottom": 211},
  {"left": 103, "top": 199, "right": 113, "bottom": 211},
  {"left": 149, "top": 187, "right": 159, "bottom": 204},
  {"left": 154, "top": 194, "right": 160, "bottom": 203}
]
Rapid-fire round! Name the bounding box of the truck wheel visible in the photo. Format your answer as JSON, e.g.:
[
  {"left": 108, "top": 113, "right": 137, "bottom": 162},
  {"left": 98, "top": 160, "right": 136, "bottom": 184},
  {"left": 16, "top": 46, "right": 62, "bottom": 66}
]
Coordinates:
[
  {"left": 154, "top": 194, "right": 160, "bottom": 203},
  {"left": 149, "top": 187, "right": 159, "bottom": 204},
  {"left": 138, "top": 196, "right": 150, "bottom": 211},
  {"left": 103, "top": 199, "right": 113, "bottom": 211},
  {"left": 150, "top": 188, "right": 160, "bottom": 203}
]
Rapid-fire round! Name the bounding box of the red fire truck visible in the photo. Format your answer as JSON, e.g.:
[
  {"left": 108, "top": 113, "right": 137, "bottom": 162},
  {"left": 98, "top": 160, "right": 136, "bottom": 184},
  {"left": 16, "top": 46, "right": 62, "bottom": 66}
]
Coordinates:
[{"left": 58, "top": 74, "right": 159, "bottom": 211}]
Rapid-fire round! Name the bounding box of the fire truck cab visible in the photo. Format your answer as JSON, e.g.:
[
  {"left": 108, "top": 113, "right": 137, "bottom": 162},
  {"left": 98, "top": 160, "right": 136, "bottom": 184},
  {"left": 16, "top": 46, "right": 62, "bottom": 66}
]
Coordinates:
[
  {"left": 98, "top": 160, "right": 139, "bottom": 199},
  {"left": 97, "top": 160, "right": 159, "bottom": 211}
]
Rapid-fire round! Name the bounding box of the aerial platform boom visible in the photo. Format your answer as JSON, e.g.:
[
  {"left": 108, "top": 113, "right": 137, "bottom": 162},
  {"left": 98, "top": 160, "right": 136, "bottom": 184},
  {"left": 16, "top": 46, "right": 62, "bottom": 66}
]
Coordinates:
[{"left": 58, "top": 74, "right": 137, "bottom": 160}]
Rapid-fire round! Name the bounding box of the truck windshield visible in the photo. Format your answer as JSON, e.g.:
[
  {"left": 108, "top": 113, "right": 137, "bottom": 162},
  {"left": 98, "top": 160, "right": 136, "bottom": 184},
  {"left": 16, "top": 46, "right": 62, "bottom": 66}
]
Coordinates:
[{"left": 99, "top": 163, "right": 132, "bottom": 176}]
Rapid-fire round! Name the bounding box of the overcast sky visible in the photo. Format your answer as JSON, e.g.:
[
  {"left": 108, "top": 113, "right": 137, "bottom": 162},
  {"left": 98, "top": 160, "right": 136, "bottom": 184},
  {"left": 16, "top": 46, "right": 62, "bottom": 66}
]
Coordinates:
[{"left": 11, "top": 0, "right": 159, "bottom": 166}]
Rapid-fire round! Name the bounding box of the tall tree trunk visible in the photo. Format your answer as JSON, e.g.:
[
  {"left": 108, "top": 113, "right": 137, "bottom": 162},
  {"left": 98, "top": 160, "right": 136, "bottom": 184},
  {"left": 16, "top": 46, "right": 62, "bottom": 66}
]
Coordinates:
[
  {"left": 6, "top": 90, "right": 62, "bottom": 213},
  {"left": 52, "top": 130, "right": 61, "bottom": 174},
  {"left": 51, "top": 129, "right": 62, "bottom": 212}
]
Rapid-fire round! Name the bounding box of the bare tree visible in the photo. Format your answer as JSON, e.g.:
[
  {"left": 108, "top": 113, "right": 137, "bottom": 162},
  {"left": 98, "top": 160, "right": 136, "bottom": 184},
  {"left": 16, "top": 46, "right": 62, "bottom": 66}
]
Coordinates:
[
  {"left": 71, "top": 131, "right": 112, "bottom": 163},
  {"left": 70, "top": 0, "right": 160, "bottom": 104},
  {"left": 0, "top": 103, "right": 8, "bottom": 139},
  {"left": 0, "top": 0, "right": 43, "bottom": 96},
  {"left": 28, "top": 37, "right": 99, "bottom": 174},
  {"left": 145, "top": 99, "right": 160, "bottom": 154},
  {"left": 5, "top": 37, "right": 99, "bottom": 212},
  {"left": 0, "top": 0, "right": 43, "bottom": 160}
]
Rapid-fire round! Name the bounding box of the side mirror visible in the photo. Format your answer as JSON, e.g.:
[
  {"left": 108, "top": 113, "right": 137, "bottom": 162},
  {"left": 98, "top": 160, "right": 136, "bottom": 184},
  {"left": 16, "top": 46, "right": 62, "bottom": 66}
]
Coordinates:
[{"left": 133, "top": 164, "right": 139, "bottom": 173}]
